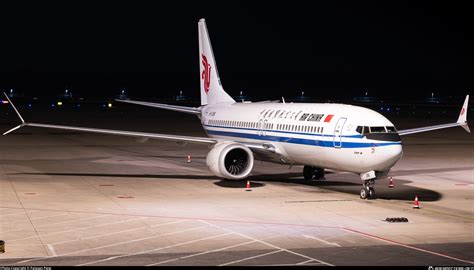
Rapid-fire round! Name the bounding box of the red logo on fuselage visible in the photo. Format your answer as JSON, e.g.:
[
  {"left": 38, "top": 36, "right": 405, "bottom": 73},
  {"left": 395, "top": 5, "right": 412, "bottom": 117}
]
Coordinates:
[{"left": 201, "top": 54, "right": 211, "bottom": 93}]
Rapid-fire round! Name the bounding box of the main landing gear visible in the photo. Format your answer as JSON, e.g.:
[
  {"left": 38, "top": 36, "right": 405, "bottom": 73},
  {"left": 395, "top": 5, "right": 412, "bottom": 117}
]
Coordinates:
[
  {"left": 360, "top": 179, "right": 375, "bottom": 199},
  {"left": 303, "top": 166, "right": 325, "bottom": 180}
]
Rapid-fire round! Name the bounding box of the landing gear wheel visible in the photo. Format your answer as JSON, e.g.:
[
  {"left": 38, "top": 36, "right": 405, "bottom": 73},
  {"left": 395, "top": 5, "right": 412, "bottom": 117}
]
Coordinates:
[
  {"left": 314, "top": 168, "right": 325, "bottom": 180},
  {"left": 361, "top": 179, "right": 376, "bottom": 200},
  {"left": 303, "top": 166, "right": 314, "bottom": 180},
  {"left": 368, "top": 187, "right": 375, "bottom": 199}
]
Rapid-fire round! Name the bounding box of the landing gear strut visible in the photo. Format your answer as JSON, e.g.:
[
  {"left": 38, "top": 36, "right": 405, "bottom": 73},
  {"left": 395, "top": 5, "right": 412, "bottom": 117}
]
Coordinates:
[
  {"left": 303, "top": 166, "right": 325, "bottom": 180},
  {"left": 360, "top": 179, "right": 375, "bottom": 199}
]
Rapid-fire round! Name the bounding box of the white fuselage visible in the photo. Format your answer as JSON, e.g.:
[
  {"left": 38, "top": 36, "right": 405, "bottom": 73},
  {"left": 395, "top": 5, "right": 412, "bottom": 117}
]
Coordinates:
[{"left": 200, "top": 102, "right": 403, "bottom": 174}]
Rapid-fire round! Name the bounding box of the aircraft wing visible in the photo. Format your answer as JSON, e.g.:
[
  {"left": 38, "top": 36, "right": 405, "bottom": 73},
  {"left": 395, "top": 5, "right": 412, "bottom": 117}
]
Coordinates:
[
  {"left": 254, "top": 100, "right": 280, "bottom": 103},
  {"left": 5, "top": 122, "right": 217, "bottom": 144},
  {"left": 398, "top": 95, "right": 470, "bottom": 136},
  {"left": 116, "top": 99, "right": 201, "bottom": 115},
  {"left": 2, "top": 93, "right": 276, "bottom": 153}
]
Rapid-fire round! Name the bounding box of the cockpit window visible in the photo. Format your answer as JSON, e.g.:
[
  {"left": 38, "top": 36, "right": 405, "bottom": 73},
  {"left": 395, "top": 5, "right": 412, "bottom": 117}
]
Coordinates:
[
  {"left": 370, "top": 126, "right": 386, "bottom": 133},
  {"left": 356, "top": 126, "right": 370, "bottom": 135},
  {"left": 357, "top": 125, "right": 398, "bottom": 135}
]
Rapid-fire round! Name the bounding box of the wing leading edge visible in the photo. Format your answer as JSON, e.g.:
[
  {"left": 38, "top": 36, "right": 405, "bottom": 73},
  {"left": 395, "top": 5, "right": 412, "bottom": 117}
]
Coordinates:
[
  {"left": 115, "top": 99, "right": 201, "bottom": 115},
  {"left": 398, "top": 95, "right": 470, "bottom": 136},
  {"left": 2, "top": 93, "right": 280, "bottom": 154}
]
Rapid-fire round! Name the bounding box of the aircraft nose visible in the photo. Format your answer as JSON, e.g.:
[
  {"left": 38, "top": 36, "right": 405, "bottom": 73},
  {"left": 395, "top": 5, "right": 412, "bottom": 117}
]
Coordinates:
[{"left": 388, "top": 143, "right": 403, "bottom": 165}]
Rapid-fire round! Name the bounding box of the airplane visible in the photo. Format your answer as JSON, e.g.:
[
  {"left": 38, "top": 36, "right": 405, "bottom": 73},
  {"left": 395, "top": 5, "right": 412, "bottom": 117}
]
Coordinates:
[{"left": 3, "top": 18, "right": 470, "bottom": 200}]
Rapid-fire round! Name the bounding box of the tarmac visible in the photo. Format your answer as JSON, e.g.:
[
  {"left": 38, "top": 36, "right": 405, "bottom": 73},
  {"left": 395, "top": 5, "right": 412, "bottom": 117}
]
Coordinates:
[{"left": 0, "top": 105, "right": 473, "bottom": 266}]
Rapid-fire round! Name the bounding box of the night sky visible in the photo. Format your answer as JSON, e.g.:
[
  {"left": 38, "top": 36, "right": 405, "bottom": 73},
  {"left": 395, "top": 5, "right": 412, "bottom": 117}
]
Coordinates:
[{"left": 0, "top": 1, "right": 472, "bottom": 100}]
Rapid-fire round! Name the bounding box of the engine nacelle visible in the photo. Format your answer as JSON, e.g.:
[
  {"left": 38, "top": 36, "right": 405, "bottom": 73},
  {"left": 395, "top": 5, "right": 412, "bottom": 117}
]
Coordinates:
[{"left": 206, "top": 143, "right": 254, "bottom": 180}]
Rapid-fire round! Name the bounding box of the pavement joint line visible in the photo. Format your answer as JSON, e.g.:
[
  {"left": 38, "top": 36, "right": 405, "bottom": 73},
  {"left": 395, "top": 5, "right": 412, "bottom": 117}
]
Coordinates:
[
  {"left": 285, "top": 199, "right": 352, "bottom": 203},
  {"left": 2, "top": 214, "right": 110, "bottom": 234},
  {"left": 0, "top": 211, "right": 28, "bottom": 217},
  {"left": 50, "top": 219, "right": 189, "bottom": 245},
  {"left": 1, "top": 207, "right": 472, "bottom": 265},
  {"left": 0, "top": 212, "right": 71, "bottom": 225},
  {"left": 81, "top": 174, "right": 127, "bottom": 210},
  {"left": 0, "top": 206, "right": 342, "bottom": 230},
  {"left": 99, "top": 147, "right": 204, "bottom": 173},
  {"left": 341, "top": 228, "right": 474, "bottom": 264},
  {"left": 6, "top": 217, "right": 149, "bottom": 243},
  {"left": 2, "top": 164, "right": 50, "bottom": 258},
  {"left": 78, "top": 232, "right": 234, "bottom": 266},
  {"left": 147, "top": 240, "right": 257, "bottom": 266},
  {"left": 198, "top": 220, "right": 334, "bottom": 267},
  {"left": 219, "top": 250, "right": 284, "bottom": 266},
  {"left": 15, "top": 225, "right": 210, "bottom": 264},
  {"left": 49, "top": 226, "right": 150, "bottom": 246}
]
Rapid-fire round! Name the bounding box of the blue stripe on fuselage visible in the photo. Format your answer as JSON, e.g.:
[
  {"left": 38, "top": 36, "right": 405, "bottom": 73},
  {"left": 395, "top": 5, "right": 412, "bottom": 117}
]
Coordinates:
[
  {"left": 203, "top": 124, "right": 363, "bottom": 138},
  {"left": 205, "top": 129, "right": 401, "bottom": 148}
]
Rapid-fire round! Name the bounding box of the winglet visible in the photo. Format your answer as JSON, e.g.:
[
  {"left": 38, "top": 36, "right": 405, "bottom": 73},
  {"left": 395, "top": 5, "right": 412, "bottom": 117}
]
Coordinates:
[
  {"left": 457, "top": 95, "right": 470, "bottom": 133},
  {"left": 3, "top": 92, "right": 25, "bottom": 124},
  {"left": 3, "top": 92, "right": 26, "bottom": 135}
]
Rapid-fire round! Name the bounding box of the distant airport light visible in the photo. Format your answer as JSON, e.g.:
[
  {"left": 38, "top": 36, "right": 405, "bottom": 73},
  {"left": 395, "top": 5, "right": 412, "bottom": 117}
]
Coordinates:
[
  {"left": 28, "top": 104, "right": 32, "bottom": 108},
  {"left": 76, "top": 104, "right": 81, "bottom": 108},
  {"left": 108, "top": 103, "right": 112, "bottom": 108},
  {"left": 51, "top": 103, "right": 55, "bottom": 107},
  {"left": 57, "top": 101, "right": 63, "bottom": 106},
  {"left": 1, "top": 100, "right": 8, "bottom": 104}
]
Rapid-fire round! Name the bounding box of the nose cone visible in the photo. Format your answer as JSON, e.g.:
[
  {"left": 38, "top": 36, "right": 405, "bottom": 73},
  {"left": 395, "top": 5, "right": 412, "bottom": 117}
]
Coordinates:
[{"left": 383, "top": 143, "right": 403, "bottom": 170}]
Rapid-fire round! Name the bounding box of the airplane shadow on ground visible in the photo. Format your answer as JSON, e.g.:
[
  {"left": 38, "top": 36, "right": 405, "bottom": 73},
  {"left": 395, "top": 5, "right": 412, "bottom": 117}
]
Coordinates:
[
  {"left": 247, "top": 172, "right": 443, "bottom": 202},
  {"left": 14, "top": 167, "right": 450, "bottom": 201}
]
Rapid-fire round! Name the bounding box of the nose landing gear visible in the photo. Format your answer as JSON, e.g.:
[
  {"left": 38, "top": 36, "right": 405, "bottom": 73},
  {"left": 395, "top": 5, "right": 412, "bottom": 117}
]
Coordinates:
[
  {"left": 303, "top": 166, "right": 325, "bottom": 180},
  {"left": 360, "top": 179, "right": 375, "bottom": 199}
]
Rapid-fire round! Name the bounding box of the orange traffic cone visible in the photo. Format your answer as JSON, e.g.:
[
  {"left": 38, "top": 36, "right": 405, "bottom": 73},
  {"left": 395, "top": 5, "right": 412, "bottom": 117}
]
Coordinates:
[
  {"left": 187, "top": 155, "right": 191, "bottom": 163},
  {"left": 413, "top": 195, "right": 420, "bottom": 209},
  {"left": 245, "top": 180, "right": 252, "bottom": 191},
  {"left": 388, "top": 177, "right": 395, "bottom": 188}
]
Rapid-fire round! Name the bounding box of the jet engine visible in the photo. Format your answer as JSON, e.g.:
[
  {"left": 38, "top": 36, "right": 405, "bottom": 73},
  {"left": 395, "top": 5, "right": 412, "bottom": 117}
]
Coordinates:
[{"left": 206, "top": 143, "right": 254, "bottom": 180}]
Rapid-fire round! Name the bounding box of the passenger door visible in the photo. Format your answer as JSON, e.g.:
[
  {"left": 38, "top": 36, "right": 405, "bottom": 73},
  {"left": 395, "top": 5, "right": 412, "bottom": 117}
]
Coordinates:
[
  {"left": 258, "top": 119, "right": 264, "bottom": 136},
  {"left": 333, "top": 117, "right": 347, "bottom": 148}
]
